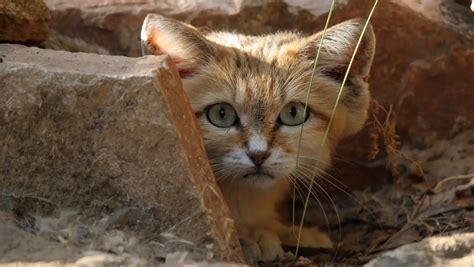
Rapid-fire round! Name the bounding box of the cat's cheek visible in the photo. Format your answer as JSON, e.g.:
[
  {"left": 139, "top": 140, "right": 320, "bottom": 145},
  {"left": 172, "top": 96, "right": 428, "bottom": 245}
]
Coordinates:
[
  {"left": 197, "top": 118, "right": 243, "bottom": 164},
  {"left": 264, "top": 149, "right": 296, "bottom": 179}
]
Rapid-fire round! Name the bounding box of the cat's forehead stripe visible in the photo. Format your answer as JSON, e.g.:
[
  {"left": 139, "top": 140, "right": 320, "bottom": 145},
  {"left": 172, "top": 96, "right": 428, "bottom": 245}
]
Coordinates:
[{"left": 253, "top": 100, "right": 266, "bottom": 128}]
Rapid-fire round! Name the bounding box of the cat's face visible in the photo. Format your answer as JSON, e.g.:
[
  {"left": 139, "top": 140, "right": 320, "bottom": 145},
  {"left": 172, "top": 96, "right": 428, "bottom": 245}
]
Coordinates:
[{"left": 141, "top": 15, "right": 375, "bottom": 187}]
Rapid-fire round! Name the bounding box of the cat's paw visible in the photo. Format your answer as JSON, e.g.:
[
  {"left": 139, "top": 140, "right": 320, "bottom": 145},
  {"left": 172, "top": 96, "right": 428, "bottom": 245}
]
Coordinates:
[
  {"left": 282, "top": 227, "right": 333, "bottom": 248},
  {"left": 240, "top": 230, "right": 285, "bottom": 263},
  {"left": 299, "top": 227, "right": 333, "bottom": 248},
  {"left": 257, "top": 230, "right": 285, "bottom": 262},
  {"left": 240, "top": 238, "right": 262, "bottom": 263}
]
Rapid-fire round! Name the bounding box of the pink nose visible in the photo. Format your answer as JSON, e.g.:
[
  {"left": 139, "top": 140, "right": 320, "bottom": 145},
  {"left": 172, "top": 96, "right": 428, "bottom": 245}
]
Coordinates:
[{"left": 248, "top": 151, "right": 270, "bottom": 166}]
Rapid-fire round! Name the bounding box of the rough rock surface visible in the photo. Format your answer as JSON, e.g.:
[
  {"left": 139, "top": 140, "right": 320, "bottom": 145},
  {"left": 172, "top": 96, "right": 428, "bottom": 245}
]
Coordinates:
[
  {"left": 0, "top": 0, "right": 51, "bottom": 43},
  {"left": 0, "top": 44, "right": 243, "bottom": 264},
  {"left": 42, "top": 0, "right": 474, "bottom": 189},
  {"left": 365, "top": 233, "right": 474, "bottom": 267},
  {"left": 396, "top": 47, "right": 474, "bottom": 141}
]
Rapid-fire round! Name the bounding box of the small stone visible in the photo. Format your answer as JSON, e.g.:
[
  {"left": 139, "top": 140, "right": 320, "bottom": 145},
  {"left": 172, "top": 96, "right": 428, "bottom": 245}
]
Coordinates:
[
  {"left": 76, "top": 227, "right": 90, "bottom": 238},
  {"left": 295, "top": 256, "right": 312, "bottom": 266}
]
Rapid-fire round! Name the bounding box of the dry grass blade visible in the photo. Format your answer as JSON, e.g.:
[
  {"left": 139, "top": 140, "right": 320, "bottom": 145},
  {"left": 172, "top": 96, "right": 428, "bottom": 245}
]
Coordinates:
[
  {"left": 433, "top": 172, "right": 474, "bottom": 193},
  {"left": 295, "top": 0, "right": 380, "bottom": 257},
  {"left": 293, "top": 0, "right": 336, "bottom": 250}
]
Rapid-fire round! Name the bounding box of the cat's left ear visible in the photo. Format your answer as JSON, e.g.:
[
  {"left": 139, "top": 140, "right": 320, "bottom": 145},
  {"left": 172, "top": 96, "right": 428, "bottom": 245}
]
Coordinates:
[
  {"left": 298, "top": 19, "right": 376, "bottom": 138},
  {"left": 141, "top": 14, "right": 216, "bottom": 78},
  {"left": 298, "top": 18, "right": 376, "bottom": 81}
]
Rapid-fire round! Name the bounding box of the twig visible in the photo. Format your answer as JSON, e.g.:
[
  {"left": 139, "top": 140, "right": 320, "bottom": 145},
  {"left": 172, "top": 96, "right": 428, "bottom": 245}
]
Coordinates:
[
  {"left": 433, "top": 172, "right": 474, "bottom": 193},
  {"left": 164, "top": 210, "right": 203, "bottom": 233},
  {"left": 381, "top": 221, "right": 416, "bottom": 249},
  {"left": 0, "top": 193, "right": 55, "bottom": 206},
  {"left": 417, "top": 202, "right": 474, "bottom": 219}
]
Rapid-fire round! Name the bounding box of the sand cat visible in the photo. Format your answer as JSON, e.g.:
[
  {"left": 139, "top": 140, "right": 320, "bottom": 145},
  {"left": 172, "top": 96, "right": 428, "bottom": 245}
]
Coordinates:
[{"left": 141, "top": 14, "right": 375, "bottom": 262}]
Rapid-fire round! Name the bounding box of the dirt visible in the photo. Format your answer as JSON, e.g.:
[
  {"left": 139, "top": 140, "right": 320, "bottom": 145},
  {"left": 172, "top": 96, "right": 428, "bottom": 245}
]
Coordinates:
[{"left": 282, "top": 125, "right": 474, "bottom": 266}]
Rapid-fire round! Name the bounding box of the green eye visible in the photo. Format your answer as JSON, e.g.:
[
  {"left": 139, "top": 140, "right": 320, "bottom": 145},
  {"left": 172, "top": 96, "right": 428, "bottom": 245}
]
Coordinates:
[
  {"left": 206, "top": 103, "right": 238, "bottom": 128},
  {"left": 279, "top": 102, "right": 309, "bottom": 126}
]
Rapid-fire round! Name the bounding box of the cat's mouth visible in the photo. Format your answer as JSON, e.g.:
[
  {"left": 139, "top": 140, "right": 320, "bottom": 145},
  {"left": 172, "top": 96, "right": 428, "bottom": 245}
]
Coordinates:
[{"left": 242, "top": 168, "right": 275, "bottom": 180}]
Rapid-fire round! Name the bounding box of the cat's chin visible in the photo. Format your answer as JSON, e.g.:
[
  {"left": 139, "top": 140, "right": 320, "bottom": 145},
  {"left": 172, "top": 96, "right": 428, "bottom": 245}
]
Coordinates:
[{"left": 240, "top": 172, "right": 280, "bottom": 188}]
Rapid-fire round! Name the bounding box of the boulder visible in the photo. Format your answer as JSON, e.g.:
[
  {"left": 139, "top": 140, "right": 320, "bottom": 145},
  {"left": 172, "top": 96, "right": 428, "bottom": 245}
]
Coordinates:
[
  {"left": 0, "top": 44, "right": 244, "bottom": 264},
  {"left": 396, "top": 47, "right": 474, "bottom": 141},
  {"left": 0, "top": 0, "right": 50, "bottom": 43},
  {"left": 365, "top": 233, "right": 474, "bottom": 267}
]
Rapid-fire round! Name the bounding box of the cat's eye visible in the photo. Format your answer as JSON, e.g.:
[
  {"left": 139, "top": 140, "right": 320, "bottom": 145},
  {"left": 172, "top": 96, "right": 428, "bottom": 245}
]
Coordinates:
[
  {"left": 206, "top": 103, "right": 238, "bottom": 128},
  {"left": 279, "top": 102, "right": 309, "bottom": 126}
]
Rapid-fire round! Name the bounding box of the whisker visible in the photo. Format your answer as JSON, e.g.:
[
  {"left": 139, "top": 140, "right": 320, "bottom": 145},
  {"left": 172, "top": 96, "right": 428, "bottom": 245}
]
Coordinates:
[
  {"left": 296, "top": 161, "right": 378, "bottom": 219},
  {"left": 297, "top": 161, "right": 354, "bottom": 196},
  {"left": 296, "top": 169, "right": 342, "bottom": 259},
  {"left": 294, "top": 170, "right": 331, "bottom": 237}
]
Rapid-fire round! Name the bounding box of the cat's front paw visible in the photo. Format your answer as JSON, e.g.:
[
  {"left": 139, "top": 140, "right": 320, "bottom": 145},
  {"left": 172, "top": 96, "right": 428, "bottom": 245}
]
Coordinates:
[
  {"left": 240, "top": 238, "right": 262, "bottom": 263},
  {"left": 258, "top": 230, "right": 285, "bottom": 262},
  {"left": 241, "top": 229, "right": 285, "bottom": 263},
  {"left": 300, "top": 227, "right": 333, "bottom": 248},
  {"left": 282, "top": 226, "right": 333, "bottom": 248}
]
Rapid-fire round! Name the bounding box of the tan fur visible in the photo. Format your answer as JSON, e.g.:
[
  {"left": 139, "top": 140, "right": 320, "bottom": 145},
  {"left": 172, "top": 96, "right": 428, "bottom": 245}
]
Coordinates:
[{"left": 141, "top": 14, "right": 375, "bottom": 262}]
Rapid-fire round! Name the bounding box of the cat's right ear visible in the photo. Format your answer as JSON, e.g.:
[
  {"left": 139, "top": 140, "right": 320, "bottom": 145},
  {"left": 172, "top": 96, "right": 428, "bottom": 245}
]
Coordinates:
[{"left": 141, "top": 14, "right": 216, "bottom": 78}]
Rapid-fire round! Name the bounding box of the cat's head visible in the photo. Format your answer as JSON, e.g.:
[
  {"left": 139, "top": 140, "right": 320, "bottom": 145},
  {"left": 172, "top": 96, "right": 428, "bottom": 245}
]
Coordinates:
[{"left": 141, "top": 14, "right": 375, "bottom": 188}]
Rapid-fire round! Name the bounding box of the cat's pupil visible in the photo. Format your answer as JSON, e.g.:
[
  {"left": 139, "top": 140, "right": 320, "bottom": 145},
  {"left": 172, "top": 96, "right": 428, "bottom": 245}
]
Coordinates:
[
  {"left": 219, "top": 107, "right": 226, "bottom": 119},
  {"left": 289, "top": 106, "right": 297, "bottom": 118}
]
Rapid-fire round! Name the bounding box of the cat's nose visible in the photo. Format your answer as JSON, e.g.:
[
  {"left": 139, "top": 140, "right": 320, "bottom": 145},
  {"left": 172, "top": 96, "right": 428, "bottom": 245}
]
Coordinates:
[{"left": 248, "top": 151, "right": 270, "bottom": 166}]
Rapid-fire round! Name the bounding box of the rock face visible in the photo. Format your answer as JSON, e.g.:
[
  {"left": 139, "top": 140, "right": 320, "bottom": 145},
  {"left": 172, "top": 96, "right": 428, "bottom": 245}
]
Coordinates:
[
  {"left": 396, "top": 47, "right": 474, "bottom": 140},
  {"left": 0, "top": 44, "right": 243, "bottom": 264},
  {"left": 0, "top": 0, "right": 51, "bottom": 43},
  {"left": 365, "top": 233, "right": 474, "bottom": 267},
  {"left": 42, "top": 0, "right": 474, "bottom": 190}
]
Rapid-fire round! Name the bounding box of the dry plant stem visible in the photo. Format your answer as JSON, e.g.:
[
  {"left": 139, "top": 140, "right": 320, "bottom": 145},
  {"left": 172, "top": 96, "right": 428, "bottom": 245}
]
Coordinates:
[
  {"left": 368, "top": 100, "right": 401, "bottom": 176},
  {"left": 384, "top": 203, "right": 471, "bottom": 250},
  {"left": 387, "top": 176, "right": 474, "bottom": 249},
  {"left": 369, "top": 100, "right": 426, "bottom": 185},
  {"left": 399, "top": 153, "right": 426, "bottom": 180},
  {"left": 411, "top": 172, "right": 474, "bottom": 218},
  {"left": 433, "top": 172, "right": 474, "bottom": 192},
  {"left": 0, "top": 193, "right": 55, "bottom": 205},
  {"left": 419, "top": 200, "right": 474, "bottom": 218},
  {"left": 381, "top": 221, "right": 417, "bottom": 249},
  {"left": 295, "top": 0, "right": 380, "bottom": 257}
]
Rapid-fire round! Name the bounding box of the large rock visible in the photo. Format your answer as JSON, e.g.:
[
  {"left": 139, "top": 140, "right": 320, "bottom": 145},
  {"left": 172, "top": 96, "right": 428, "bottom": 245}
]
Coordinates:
[
  {"left": 396, "top": 47, "right": 474, "bottom": 141},
  {"left": 42, "top": 0, "right": 474, "bottom": 189},
  {"left": 365, "top": 233, "right": 474, "bottom": 267},
  {"left": 0, "top": 44, "right": 244, "bottom": 264},
  {"left": 0, "top": 0, "right": 50, "bottom": 43}
]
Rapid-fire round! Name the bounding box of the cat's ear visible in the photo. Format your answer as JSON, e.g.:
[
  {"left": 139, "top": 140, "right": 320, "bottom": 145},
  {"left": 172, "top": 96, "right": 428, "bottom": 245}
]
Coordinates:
[
  {"left": 141, "top": 14, "right": 216, "bottom": 78},
  {"left": 299, "top": 18, "right": 375, "bottom": 81},
  {"left": 299, "top": 19, "right": 376, "bottom": 138}
]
